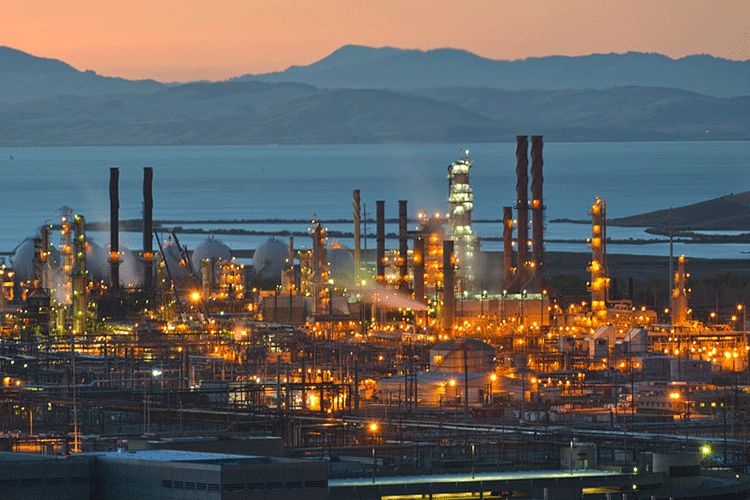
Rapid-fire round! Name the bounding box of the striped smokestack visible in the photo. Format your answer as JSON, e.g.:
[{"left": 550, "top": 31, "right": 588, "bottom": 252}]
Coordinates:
[
  {"left": 531, "top": 135, "right": 544, "bottom": 291},
  {"left": 515, "top": 136, "right": 529, "bottom": 289},
  {"left": 143, "top": 167, "right": 154, "bottom": 294},
  {"left": 109, "top": 167, "right": 120, "bottom": 290}
]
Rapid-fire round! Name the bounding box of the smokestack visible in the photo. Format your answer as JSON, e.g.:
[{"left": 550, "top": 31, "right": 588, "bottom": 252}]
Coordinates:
[
  {"left": 398, "top": 200, "right": 408, "bottom": 291},
  {"left": 353, "top": 190, "right": 361, "bottom": 279},
  {"left": 376, "top": 200, "right": 385, "bottom": 283},
  {"left": 531, "top": 135, "right": 544, "bottom": 292},
  {"left": 143, "top": 167, "right": 154, "bottom": 294},
  {"left": 516, "top": 136, "right": 529, "bottom": 289},
  {"left": 443, "top": 240, "right": 455, "bottom": 337},
  {"left": 109, "top": 167, "right": 120, "bottom": 290},
  {"left": 502, "top": 206, "right": 514, "bottom": 290}
]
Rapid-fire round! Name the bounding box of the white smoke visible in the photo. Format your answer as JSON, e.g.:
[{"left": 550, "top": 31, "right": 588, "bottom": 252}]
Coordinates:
[{"left": 359, "top": 283, "right": 428, "bottom": 312}]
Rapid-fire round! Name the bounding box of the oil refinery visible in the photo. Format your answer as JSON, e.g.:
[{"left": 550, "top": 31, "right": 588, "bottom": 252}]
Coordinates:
[{"left": 2, "top": 140, "right": 750, "bottom": 499}]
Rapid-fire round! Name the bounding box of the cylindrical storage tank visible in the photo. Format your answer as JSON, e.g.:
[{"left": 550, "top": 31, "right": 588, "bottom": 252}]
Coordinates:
[
  {"left": 191, "top": 237, "right": 232, "bottom": 281},
  {"left": 253, "top": 238, "right": 289, "bottom": 287}
]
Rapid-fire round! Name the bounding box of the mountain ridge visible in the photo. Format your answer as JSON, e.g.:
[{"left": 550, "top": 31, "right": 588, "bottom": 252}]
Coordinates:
[
  {"left": 236, "top": 45, "right": 750, "bottom": 98},
  {"left": 0, "top": 46, "right": 166, "bottom": 104}
]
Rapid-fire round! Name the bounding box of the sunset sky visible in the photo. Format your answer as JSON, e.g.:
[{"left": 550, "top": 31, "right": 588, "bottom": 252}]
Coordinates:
[{"left": 2, "top": 0, "right": 749, "bottom": 82}]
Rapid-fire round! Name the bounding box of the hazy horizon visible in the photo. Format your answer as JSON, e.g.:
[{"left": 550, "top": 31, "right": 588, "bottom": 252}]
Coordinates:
[{"left": 3, "top": 0, "right": 749, "bottom": 82}]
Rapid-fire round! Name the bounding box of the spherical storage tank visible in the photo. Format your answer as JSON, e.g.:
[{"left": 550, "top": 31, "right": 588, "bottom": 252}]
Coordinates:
[
  {"left": 12, "top": 237, "right": 61, "bottom": 283},
  {"left": 253, "top": 238, "right": 289, "bottom": 285},
  {"left": 191, "top": 237, "right": 232, "bottom": 279},
  {"left": 327, "top": 245, "right": 354, "bottom": 284},
  {"left": 104, "top": 245, "right": 144, "bottom": 287},
  {"left": 85, "top": 240, "right": 109, "bottom": 283},
  {"left": 159, "top": 242, "right": 194, "bottom": 288}
]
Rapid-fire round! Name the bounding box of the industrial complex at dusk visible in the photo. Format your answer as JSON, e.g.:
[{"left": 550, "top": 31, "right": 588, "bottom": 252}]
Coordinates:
[{"left": 2, "top": 137, "right": 750, "bottom": 499}]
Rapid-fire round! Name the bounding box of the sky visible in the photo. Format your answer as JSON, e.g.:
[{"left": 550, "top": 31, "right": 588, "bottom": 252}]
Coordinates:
[{"left": 2, "top": 0, "right": 749, "bottom": 82}]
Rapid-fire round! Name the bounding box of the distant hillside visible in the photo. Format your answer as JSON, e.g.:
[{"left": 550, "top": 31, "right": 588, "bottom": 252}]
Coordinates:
[
  {"left": 237, "top": 45, "right": 750, "bottom": 98},
  {"left": 0, "top": 46, "right": 165, "bottom": 104},
  {"left": 609, "top": 191, "right": 750, "bottom": 230},
  {"left": 1, "top": 81, "right": 748, "bottom": 145},
  {"left": 0, "top": 81, "right": 502, "bottom": 145},
  {"left": 411, "top": 86, "right": 750, "bottom": 140}
]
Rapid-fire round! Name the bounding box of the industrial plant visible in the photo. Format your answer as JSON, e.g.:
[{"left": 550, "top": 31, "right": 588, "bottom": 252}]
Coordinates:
[{"left": 2, "top": 139, "right": 750, "bottom": 499}]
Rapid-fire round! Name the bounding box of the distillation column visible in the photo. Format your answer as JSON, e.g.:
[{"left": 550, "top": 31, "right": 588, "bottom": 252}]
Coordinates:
[
  {"left": 399, "top": 200, "right": 409, "bottom": 292},
  {"left": 671, "top": 255, "right": 689, "bottom": 325},
  {"left": 39, "top": 225, "right": 51, "bottom": 290},
  {"left": 311, "top": 223, "right": 327, "bottom": 316},
  {"left": 502, "top": 206, "right": 514, "bottom": 290},
  {"left": 72, "top": 215, "right": 87, "bottom": 334},
  {"left": 589, "top": 199, "right": 608, "bottom": 323},
  {"left": 447, "top": 151, "right": 477, "bottom": 292},
  {"left": 413, "top": 236, "right": 426, "bottom": 330},
  {"left": 443, "top": 240, "right": 455, "bottom": 337},
  {"left": 353, "top": 190, "right": 361, "bottom": 280}
]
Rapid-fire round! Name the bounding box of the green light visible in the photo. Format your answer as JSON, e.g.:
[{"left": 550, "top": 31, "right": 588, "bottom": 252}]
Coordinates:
[{"left": 701, "top": 445, "right": 711, "bottom": 455}]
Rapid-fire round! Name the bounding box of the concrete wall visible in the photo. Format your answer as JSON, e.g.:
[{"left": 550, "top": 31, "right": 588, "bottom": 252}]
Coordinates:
[{"left": 0, "top": 453, "right": 94, "bottom": 500}]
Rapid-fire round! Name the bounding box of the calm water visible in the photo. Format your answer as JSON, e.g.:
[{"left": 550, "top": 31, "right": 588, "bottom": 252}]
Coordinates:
[{"left": 0, "top": 142, "right": 748, "bottom": 261}]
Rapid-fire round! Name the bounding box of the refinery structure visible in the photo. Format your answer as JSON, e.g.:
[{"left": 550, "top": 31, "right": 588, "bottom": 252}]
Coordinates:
[{"left": 2, "top": 140, "right": 750, "bottom": 499}]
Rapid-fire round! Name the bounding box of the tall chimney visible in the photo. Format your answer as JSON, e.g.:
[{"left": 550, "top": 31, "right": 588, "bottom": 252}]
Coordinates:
[
  {"left": 531, "top": 135, "right": 544, "bottom": 291},
  {"left": 443, "top": 240, "right": 455, "bottom": 337},
  {"left": 143, "top": 167, "right": 154, "bottom": 294},
  {"left": 353, "top": 190, "right": 361, "bottom": 280},
  {"left": 376, "top": 200, "right": 385, "bottom": 283},
  {"left": 109, "top": 167, "right": 120, "bottom": 289},
  {"left": 398, "top": 200, "right": 408, "bottom": 291},
  {"left": 516, "top": 136, "right": 529, "bottom": 289},
  {"left": 502, "top": 206, "right": 514, "bottom": 290}
]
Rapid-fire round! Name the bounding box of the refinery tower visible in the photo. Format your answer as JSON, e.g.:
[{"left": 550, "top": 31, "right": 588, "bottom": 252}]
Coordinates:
[{"left": 447, "top": 150, "right": 478, "bottom": 292}]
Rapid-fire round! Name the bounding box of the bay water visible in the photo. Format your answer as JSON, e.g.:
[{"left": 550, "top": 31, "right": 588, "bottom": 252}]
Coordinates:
[{"left": 0, "top": 142, "right": 748, "bottom": 263}]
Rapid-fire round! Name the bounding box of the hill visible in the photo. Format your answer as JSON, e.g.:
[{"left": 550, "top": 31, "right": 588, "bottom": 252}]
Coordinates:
[
  {"left": 0, "top": 81, "right": 501, "bottom": 145},
  {"left": 0, "top": 46, "right": 165, "bottom": 104},
  {"left": 609, "top": 191, "right": 750, "bottom": 231},
  {"left": 237, "top": 45, "right": 750, "bottom": 98},
  {"left": 1, "top": 81, "right": 748, "bottom": 146}
]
